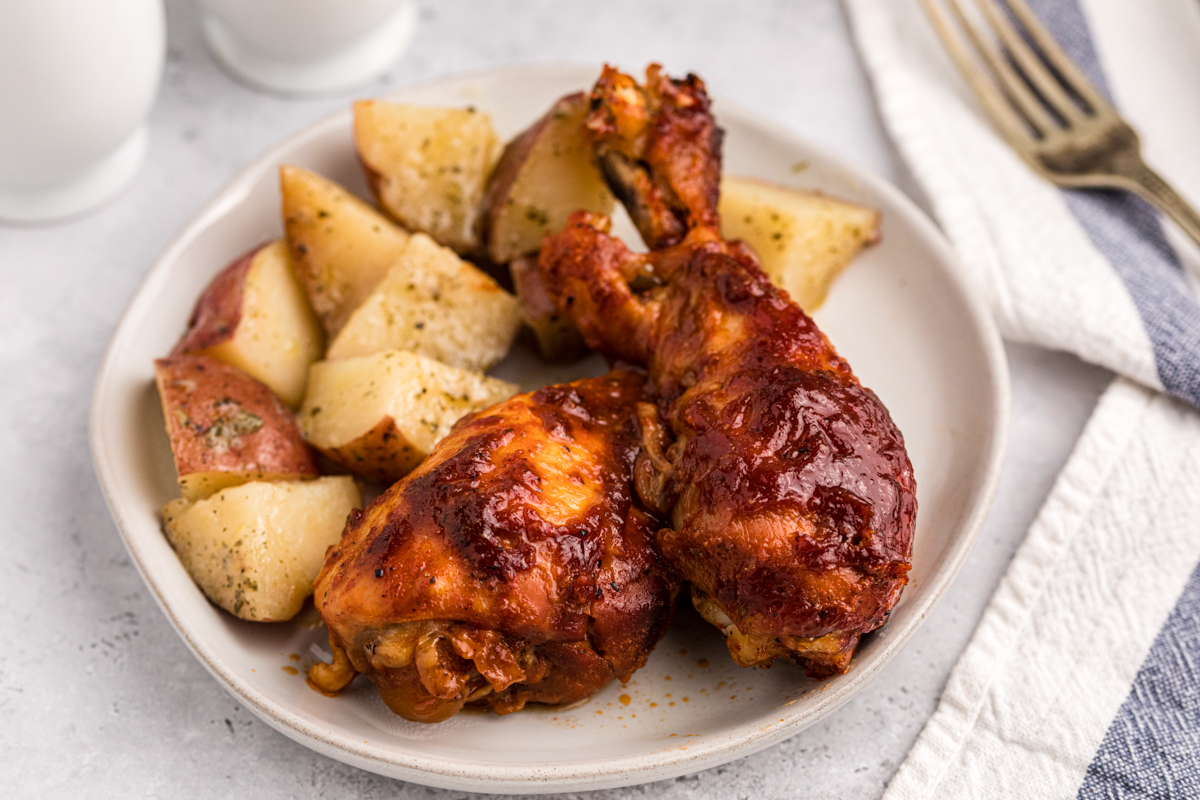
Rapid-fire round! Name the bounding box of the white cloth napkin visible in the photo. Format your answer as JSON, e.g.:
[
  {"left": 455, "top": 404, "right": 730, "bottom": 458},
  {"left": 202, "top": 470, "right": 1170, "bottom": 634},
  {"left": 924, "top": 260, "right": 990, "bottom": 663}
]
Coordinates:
[{"left": 842, "top": 0, "right": 1200, "bottom": 797}]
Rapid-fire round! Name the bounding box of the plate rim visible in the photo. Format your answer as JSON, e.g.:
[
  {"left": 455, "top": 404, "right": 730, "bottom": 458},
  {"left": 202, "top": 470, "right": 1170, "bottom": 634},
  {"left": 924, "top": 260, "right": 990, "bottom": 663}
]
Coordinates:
[{"left": 88, "top": 61, "right": 1010, "bottom": 793}]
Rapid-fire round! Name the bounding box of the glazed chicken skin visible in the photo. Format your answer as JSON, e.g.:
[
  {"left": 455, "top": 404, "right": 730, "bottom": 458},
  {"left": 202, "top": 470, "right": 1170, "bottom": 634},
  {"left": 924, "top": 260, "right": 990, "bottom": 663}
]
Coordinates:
[
  {"left": 586, "top": 64, "right": 722, "bottom": 250},
  {"left": 536, "top": 66, "right": 917, "bottom": 677},
  {"left": 309, "top": 371, "right": 678, "bottom": 721}
]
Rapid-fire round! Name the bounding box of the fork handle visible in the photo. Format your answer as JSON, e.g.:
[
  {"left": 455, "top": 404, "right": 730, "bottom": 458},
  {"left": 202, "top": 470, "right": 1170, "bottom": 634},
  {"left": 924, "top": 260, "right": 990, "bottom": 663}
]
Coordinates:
[{"left": 1118, "top": 162, "right": 1200, "bottom": 251}]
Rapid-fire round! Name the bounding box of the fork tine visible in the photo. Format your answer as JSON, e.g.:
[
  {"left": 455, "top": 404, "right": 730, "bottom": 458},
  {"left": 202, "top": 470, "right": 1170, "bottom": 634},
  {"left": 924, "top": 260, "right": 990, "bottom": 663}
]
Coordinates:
[
  {"left": 942, "top": 0, "right": 1058, "bottom": 136},
  {"left": 1001, "top": 0, "right": 1114, "bottom": 114},
  {"left": 972, "top": 0, "right": 1085, "bottom": 124},
  {"left": 919, "top": 0, "right": 1044, "bottom": 152}
]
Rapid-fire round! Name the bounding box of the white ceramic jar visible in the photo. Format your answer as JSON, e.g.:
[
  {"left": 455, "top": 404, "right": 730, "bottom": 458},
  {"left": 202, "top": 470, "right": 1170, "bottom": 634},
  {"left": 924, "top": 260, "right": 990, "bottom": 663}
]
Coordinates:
[
  {"left": 0, "top": 0, "right": 165, "bottom": 223},
  {"left": 197, "top": 0, "right": 417, "bottom": 96}
]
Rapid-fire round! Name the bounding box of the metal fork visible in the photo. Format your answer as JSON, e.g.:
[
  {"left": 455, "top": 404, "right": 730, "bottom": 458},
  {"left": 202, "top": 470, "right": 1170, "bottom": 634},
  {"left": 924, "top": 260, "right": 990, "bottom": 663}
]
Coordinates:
[{"left": 919, "top": 0, "right": 1200, "bottom": 248}]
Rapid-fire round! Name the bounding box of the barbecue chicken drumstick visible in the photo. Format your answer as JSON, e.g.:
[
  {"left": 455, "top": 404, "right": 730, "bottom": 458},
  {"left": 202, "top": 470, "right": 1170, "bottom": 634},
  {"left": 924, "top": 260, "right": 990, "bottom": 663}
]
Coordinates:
[
  {"left": 537, "top": 65, "right": 917, "bottom": 677},
  {"left": 310, "top": 371, "right": 678, "bottom": 721}
]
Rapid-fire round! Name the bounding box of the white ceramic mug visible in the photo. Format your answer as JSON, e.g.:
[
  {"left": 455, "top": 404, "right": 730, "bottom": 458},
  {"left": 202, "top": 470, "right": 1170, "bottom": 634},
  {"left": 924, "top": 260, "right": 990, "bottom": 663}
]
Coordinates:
[
  {"left": 197, "top": 0, "right": 418, "bottom": 96},
  {"left": 0, "top": 0, "right": 165, "bottom": 223}
]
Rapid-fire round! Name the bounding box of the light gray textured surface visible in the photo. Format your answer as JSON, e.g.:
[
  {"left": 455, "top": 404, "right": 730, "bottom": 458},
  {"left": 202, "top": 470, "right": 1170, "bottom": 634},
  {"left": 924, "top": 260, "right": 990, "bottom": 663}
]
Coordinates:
[{"left": 0, "top": 1, "right": 1113, "bottom": 797}]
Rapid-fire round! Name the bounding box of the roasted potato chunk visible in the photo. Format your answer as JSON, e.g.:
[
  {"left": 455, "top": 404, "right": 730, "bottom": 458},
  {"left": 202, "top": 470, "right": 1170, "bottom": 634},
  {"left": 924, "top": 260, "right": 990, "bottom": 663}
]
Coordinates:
[
  {"left": 719, "top": 177, "right": 881, "bottom": 312},
  {"left": 155, "top": 355, "right": 319, "bottom": 501},
  {"left": 162, "top": 477, "right": 361, "bottom": 621},
  {"left": 326, "top": 233, "right": 521, "bottom": 370},
  {"left": 299, "top": 350, "right": 517, "bottom": 484},
  {"left": 483, "top": 92, "right": 615, "bottom": 264},
  {"left": 281, "top": 165, "right": 411, "bottom": 338},
  {"left": 172, "top": 241, "right": 323, "bottom": 407},
  {"left": 354, "top": 101, "right": 503, "bottom": 255},
  {"left": 510, "top": 256, "right": 586, "bottom": 362}
]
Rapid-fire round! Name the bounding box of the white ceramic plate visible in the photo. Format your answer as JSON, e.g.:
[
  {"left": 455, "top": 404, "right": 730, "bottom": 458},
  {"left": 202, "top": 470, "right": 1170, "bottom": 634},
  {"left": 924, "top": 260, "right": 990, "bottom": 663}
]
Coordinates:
[{"left": 89, "top": 64, "right": 1009, "bottom": 794}]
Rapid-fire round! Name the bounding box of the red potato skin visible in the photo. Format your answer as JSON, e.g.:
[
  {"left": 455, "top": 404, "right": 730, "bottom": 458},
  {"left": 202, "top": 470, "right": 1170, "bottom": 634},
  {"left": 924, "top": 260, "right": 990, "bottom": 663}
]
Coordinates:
[
  {"left": 155, "top": 354, "right": 319, "bottom": 482},
  {"left": 483, "top": 92, "right": 615, "bottom": 267},
  {"left": 172, "top": 244, "right": 268, "bottom": 355},
  {"left": 480, "top": 95, "right": 573, "bottom": 253},
  {"left": 510, "top": 256, "right": 586, "bottom": 362},
  {"left": 482, "top": 108, "right": 545, "bottom": 205}
]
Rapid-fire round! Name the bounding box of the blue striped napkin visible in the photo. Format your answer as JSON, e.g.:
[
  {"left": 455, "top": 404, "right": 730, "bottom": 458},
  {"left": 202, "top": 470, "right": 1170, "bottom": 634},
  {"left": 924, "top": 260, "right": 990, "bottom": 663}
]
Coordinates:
[{"left": 845, "top": 0, "right": 1200, "bottom": 796}]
